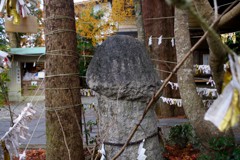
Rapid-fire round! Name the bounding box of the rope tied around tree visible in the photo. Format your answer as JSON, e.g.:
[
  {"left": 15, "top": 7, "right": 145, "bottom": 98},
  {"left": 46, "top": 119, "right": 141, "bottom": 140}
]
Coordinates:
[
  {"left": 102, "top": 132, "right": 159, "bottom": 146},
  {"left": 45, "top": 73, "right": 79, "bottom": 78},
  {"left": 44, "top": 14, "right": 75, "bottom": 21},
  {"left": 45, "top": 104, "right": 83, "bottom": 111},
  {"left": 45, "top": 29, "right": 76, "bottom": 36}
]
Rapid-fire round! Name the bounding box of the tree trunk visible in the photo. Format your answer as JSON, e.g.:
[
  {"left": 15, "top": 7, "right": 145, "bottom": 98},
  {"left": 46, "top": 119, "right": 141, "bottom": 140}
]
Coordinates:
[
  {"left": 44, "top": 0, "right": 84, "bottom": 159},
  {"left": 133, "top": 0, "right": 145, "bottom": 45},
  {"left": 174, "top": 7, "right": 234, "bottom": 157},
  {"left": 193, "top": 0, "right": 227, "bottom": 93},
  {"left": 218, "top": 3, "right": 240, "bottom": 27},
  {"left": 142, "top": 0, "right": 184, "bottom": 117},
  {"left": 8, "top": 32, "right": 18, "bottom": 48}
]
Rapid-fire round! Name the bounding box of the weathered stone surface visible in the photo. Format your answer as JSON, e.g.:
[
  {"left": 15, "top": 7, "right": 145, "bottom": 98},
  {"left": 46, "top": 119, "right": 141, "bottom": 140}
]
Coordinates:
[
  {"left": 98, "top": 95, "right": 162, "bottom": 159},
  {"left": 86, "top": 35, "right": 163, "bottom": 159},
  {"left": 86, "top": 35, "right": 161, "bottom": 101}
]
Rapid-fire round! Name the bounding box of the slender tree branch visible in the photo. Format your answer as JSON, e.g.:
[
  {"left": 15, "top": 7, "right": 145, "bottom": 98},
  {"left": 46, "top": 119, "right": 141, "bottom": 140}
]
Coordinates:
[
  {"left": 133, "top": 0, "right": 145, "bottom": 45},
  {"left": 53, "top": 82, "right": 92, "bottom": 154},
  {"left": 188, "top": 6, "right": 234, "bottom": 56},
  {"left": 218, "top": 2, "right": 240, "bottom": 27},
  {"left": 213, "top": 0, "right": 218, "bottom": 20},
  {"left": 55, "top": 110, "right": 71, "bottom": 160},
  {"left": 111, "top": 5, "right": 233, "bottom": 159},
  {"left": 0, "top": 78, "right": 13, "bottom": 126},
  {"left": 82, "top": 107, "right": 89, "bottom": 145}
]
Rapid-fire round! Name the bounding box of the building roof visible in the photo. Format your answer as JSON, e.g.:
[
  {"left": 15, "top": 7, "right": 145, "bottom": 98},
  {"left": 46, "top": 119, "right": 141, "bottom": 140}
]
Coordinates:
[{"left": 9, "top": 47, "right": 46, "bottom": 55}]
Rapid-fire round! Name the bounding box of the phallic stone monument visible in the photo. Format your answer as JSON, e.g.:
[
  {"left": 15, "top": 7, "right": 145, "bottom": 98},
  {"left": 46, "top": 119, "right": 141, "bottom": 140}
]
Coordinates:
[{"left": 86, "top": 35, "right": 163, "bottom": 159}]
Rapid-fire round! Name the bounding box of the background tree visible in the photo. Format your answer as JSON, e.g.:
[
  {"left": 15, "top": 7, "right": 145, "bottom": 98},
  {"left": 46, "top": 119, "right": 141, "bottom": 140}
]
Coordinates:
[
  {"left": 174, "top": 6, "right": 234, "bottom": 157},
  {"left": 74, "top": 0, "right": 135, "bottom": 78},
  {"left": 132, "top": 0, "right": 240, "bottom": 157},
  {"left": 142, "top": 0, "right": 183, "bottom": 117},
  {"left": 194, "top": 0, "right": 240, "bottom": 93},
  {"left": 44, "top": 0, "right": 83, "bottom": 159}
]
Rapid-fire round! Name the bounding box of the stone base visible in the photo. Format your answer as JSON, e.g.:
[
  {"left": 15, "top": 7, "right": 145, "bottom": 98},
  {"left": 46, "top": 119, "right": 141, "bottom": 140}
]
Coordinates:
[{"left": 98, "top": 95, "right": 163, "bottom": 160}]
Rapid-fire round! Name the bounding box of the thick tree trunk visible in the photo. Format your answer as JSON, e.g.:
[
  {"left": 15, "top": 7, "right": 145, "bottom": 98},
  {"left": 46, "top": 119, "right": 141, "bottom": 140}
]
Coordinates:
[
  {"left": 133, "top": 0, "right": 145, "bottom": 45},
  {"left": 142, "top": 0, "right": 184, "bottom": 117},
  {"left": 174, "top": 7, "right": 234, "bottom": 157},
  {"left": 193, "top": 0, "right": 227, "bottom": 93},
  {"left": 44, "top": 0, "right": 84, "bottom": 159}
]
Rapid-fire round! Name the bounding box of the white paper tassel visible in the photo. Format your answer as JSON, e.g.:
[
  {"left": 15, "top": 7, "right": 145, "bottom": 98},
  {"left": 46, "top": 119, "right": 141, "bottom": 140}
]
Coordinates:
[
  {"left": 171, "top": 38, "right": 174, "bottom": 47},
  {"left": 158, "top": 36, "right": 162, "bottom": 45},
  {"left": 99, "top": 144, "right": 106, "bottom": 160},
  {"left": 19, "top": 151, "right": 26, "bottom": 160},
  {"left": 206, "top": 77, "right": 215, "bottom": 87},
  {"left": 1, "top": 103, "right": 35, "bottom": 158},
  {"left": 205, "top": 54, "right": 240, "bottom": 129},
  {"left": 0, "top": 0, "right": 6, "bottom": 12},
  {"left": 137, "top": 139, "right": 147, "bottom": 160},
  {"left": 148, "top": 36, "right": 152, "bottom": 46}
]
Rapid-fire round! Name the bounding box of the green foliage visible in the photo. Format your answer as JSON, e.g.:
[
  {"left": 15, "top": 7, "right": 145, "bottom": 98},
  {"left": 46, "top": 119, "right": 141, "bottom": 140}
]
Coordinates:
[
  {"left": 201, "top": 137, "right": 240, "bottom": 160},
  {"left": 87, "top": 120, "right": 97, "bottom": 126},
  {"left": 77, "top": 9, "right": 105, "bottom": 77},
  {"left": 225, "top": 32, "right": 240, "bottom": 53},
  {"left": 0, "top": 69, "right": 10, "bottom": 109},
  {"left": 83, "top": 120, "right": 98, "bottom": 144},
  {"left": 165, "top": 122, "right": 200, "bottom": 149}
]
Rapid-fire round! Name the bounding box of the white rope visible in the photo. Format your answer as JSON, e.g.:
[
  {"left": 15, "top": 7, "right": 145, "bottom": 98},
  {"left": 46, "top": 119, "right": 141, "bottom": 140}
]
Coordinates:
[{"left": 30, "top": 78, "right": 45, "bottom": 103}]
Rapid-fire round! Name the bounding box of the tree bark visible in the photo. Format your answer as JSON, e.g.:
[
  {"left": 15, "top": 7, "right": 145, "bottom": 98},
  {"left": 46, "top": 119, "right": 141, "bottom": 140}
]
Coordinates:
[
  {"left": 193, "top": 0, "right": 228, "bottom": 93},
  {"left": 8, "top": 32, "right": 18, "bottom": 48},
  {"left": 218, "top": 2, "right": 240, "bottom": 27},
  {"left": 44, "top": 0, "right": 84, "bottom": 159},
  {"left": 174, "top": 7, "right": 234, "bottom": 157},
  {"left": 142, "top": 0, "right": 184, "bottom": 117},
  {"left": 133, "top": 0, "right": 145, "bottom": 45}
]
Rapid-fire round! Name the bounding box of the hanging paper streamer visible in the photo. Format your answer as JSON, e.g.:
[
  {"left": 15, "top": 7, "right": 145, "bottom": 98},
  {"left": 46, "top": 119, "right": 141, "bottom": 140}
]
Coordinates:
[
  {"left": 0, "top": 103, "right": 36, "bottom": 158},
  {"left": 171, "top": 38, "right": 174, "bottom": 47},
  {"left": 202, "top": 99, "right": 214, "bottom": 108},
  {"left": 92, "top": 103, "right": 96, "bottom": 111},
  {"left": 137, "top": 139, "right": 147, "bottom": 160},
  {"left": 204, "top": 53, "right": 240, "bottom": 132},
  {"left": 161, "top": 80, "right": 178, "bottom": 90},
  {"left": 7, "top": 0, "right": 20, "bottom": 25},
  {"left": 0, "top": 51, "right": 11, "bottom": 73},
  {"left": 33, "top": 62, "right": 36, "bottom": 67},
  {"left": 1, "top": 0, "right": 37, "bottom": 25},
  {"left": 221, "top": 32, "right": 236, "bottom": 44},
  {"left": 19, "top": 151, "right": 26, "bottom": 160},
  {"left": 194, "top": 65, "right": 211, "bottom": 74},
  {"left": 206, "top": 77, "right": 215, "bottom": 87},
  {"left": 24, "top": 63, "right": 26, "bottom": 68},
  {"left": 160, "top": 96, "right": 214, "bottom": 108},
  {"left": 160, "top": 96, "right": 182, "bottom": 107},
  {"left": 0, "top": 0, "right": 6, "bottom": 13},
  {"left": 82, "top": 103, "right": 97, "bottom": 110},
  {"left": 89, "top": 103, "right": 92, "bottom": 110},
  {"left": 158, "top": 35, "right": 162, "bottom": 45},
  {"left": 17, "top": 0, "right": 31, "bottom": 18},
  {"left": 99, "top": 144, "right": 106, "bottom": 160},
  {"left": 80, "top": 89, "right": 98, "bottom": 96},
  {"left": 148, "top": 36, "right": 152, "bottom": 46},
  {"left": 196, "top": 87, "right": 218, "bottom": 98}
]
